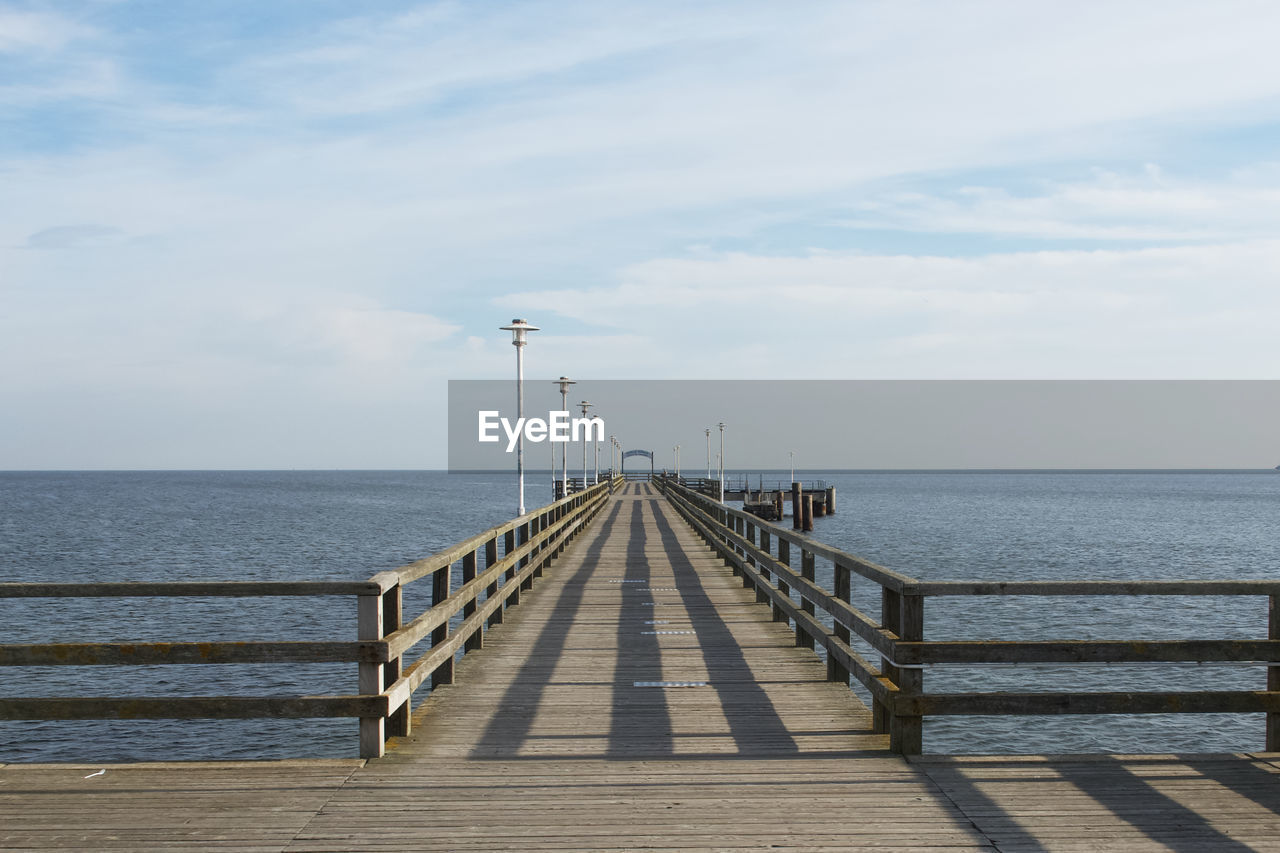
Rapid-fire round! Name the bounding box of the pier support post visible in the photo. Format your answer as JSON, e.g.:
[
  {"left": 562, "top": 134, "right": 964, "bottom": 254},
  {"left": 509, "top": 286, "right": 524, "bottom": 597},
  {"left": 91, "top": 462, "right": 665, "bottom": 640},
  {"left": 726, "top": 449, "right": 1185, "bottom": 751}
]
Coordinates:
[
  {"left": 826, "top": 486, "right": 836, "bottom": 514},
  {"left": 830, "top": 562, "right": 851, "bottom": 685},
  {"left": 791, "top": 482, "right": 802, "bottom": 530},
  {"left": 802, "top": 495, "right": 814, "bottom": 531},
  {"left": 1270, "top": 595, "right": 1279, "bottom": 751}
]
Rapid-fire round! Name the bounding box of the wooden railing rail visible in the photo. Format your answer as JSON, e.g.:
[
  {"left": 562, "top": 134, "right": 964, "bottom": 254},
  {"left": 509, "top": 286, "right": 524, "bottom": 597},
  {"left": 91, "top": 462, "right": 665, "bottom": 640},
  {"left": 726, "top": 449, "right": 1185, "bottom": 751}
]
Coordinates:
[
  {"left": 655, "top": 475, "right": 1280, "bottom": 755},
  {"left": 0, "top": 476, "right": 620, "bottom": 758}
]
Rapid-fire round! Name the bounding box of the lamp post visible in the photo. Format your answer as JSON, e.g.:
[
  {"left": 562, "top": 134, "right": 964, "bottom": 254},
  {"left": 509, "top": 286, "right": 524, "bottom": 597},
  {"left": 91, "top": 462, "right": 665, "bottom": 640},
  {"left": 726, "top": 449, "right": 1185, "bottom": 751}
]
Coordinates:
[
  {"left": 705, "top": 428, "right": 711, "bottom": 479},
  {"left": 610, "top": 434, "right": 617, "bottom": 480},
  {"left": 674, "top": 444, "right": 681, "bottom": 478},
  {"left": 578, "top": 400, "right": 592, "bottom": 492},
  {"left": 592, "top": 413, "right": 600, "bottom": 486},
  {"left": 790, "top": 449, "right": 796, "bottom": 485},
  {"left": 553, "top": 376, "right": 575, "bottom": 498},
  {"left": 500, "top": 319, "right": 539, "bottom": 515},
  {"left": 718, "top": 422, "right": 726, "bottom": 503}
]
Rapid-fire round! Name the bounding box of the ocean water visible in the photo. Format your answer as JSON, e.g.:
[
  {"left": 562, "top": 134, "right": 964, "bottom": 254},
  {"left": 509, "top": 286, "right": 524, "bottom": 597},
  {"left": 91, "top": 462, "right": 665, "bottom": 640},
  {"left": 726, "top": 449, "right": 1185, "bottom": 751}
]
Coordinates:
[{"left": 2, "top": 469, "right": 1277, "bottom": 761}]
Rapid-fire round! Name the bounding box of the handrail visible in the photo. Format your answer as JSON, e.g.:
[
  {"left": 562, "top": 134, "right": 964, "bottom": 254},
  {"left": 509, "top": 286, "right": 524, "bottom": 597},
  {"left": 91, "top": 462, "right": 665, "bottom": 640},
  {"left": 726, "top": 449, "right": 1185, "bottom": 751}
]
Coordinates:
[
  {"left": 654, "top": 475, "right": 1280, "bottom": 755},
  {"left": 0, "top": 475, "right": 622, "bottom": 758}
]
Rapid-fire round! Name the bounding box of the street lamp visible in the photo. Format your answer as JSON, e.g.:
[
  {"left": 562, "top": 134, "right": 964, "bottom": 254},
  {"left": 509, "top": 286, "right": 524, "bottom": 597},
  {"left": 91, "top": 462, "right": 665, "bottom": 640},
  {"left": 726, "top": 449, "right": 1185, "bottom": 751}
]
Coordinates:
[
  {"left": 553, "top": 376, "right": 575, "bottom": 498},
  {"left": 592, "top": 413, "right": 601, "bottom": 486},
  {"left": 705, "top": 428, "right": 711, "bottom": 479},
  {"left": 578, "top": 400, "right": 592, "bottom": 492},
  {"left": 718, "top": 422, "right": 726, "bottom": 503},
  {"left": 674, "top": 444, "right": 681, "bottom": 478},
  {"left": 790, "top": 449, "right": 796, "bottom": 485},
  {"left": 500, "top": 318, "right": 539, "bottom": 515},
  {"left": 610, "top": 434, "right": 617, "bottom": 480}
]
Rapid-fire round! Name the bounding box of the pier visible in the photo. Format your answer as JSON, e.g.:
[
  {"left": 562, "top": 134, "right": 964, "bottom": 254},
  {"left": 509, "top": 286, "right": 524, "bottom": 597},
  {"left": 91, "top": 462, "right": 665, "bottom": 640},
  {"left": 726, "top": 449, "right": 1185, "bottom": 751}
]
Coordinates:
[{"left": 4, "top": 479, "right": 1280, "bottom": 849}]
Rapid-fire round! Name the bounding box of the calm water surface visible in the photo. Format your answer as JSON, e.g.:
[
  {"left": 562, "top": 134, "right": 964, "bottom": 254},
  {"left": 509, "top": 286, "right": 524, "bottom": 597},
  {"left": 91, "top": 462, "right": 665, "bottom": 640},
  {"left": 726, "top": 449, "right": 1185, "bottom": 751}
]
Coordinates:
[{"left": 2, "top": 470, "right": 1277, "bottom": 760}]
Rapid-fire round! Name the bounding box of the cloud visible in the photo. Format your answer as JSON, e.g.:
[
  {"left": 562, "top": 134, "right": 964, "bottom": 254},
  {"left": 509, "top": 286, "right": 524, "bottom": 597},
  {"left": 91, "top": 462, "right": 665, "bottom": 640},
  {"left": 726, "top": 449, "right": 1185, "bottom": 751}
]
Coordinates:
[
  {"left": 836, "top": 166, "right": 1280, "bottom": 242},
  {"left": 21, "top": 224, "right": 123, "bottom": 249},
  {"left": 498, "top": 240, "right": 1280, "bottom": 378},
  {"left": 0, "top": 7, "right": 91, "bottom": 54}
]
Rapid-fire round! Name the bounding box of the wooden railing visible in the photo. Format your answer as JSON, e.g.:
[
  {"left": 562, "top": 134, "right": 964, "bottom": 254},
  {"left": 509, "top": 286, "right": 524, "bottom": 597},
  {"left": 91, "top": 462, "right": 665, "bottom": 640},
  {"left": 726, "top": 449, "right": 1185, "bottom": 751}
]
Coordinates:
[
  {"left": 656, "top": 476, "right": 1280, "bottom": 755},
  {"left": 0, "top": 477, "right": 619, "bottom": 758}
]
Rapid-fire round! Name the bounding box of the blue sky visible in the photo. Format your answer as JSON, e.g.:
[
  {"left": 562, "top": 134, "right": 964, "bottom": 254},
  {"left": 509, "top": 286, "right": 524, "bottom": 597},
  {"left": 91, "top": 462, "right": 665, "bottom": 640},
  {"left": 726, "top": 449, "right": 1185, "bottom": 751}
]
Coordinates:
[{"left": 3, "top": 1, "right": 1279, "bottom": 468}]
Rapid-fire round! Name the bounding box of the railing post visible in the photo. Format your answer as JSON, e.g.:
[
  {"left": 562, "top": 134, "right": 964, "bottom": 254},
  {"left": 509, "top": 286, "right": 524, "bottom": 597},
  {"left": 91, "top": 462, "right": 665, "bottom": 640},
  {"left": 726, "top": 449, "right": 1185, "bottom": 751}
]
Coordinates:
[
  {"left": 771, "top": 533, "right": 788, "bottom": 624},
  {"left": 505, "top": 529, "right": 520, "bottom": 608},
  {"left": 382, "top": 581, "right": 409, "bottom": 738},
  {"left": 887, "top": 591, "right": 923, "bottom": 755},
  {"left": 485, "top": 536, "right": 502, "bottom": 627},
  {"left": 878, "top": 587, "right": 900, "bottom": 737},
  {"left": 431, "top": 564, "right": 453, "bottom": 687},
  {"left": 799, "top": 546, "right": 816, "bottom": 650},
  {"left": 830, "top": 562, "right": 851, "bottom": 685},
  {"left": 759, "top": 528, "right": 771, "bottom": 581},
  {"left": 358, "top": 590, "right": 387, "bottom": 759},
  {"left": 463, "top": 549, "right": 482, "bottom": 651},
  {"left": 1270, "top": 595, "right": 1279, "bottom": 751},
  {"left": 519, "top": 520, "right": 534, "bottom": 590}
]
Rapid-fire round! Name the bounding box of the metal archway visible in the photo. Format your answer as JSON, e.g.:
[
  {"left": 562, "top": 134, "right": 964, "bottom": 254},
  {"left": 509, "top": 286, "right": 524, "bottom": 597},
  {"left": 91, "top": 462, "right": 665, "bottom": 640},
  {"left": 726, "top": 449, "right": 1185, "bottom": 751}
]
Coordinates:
[{"left": 621, "top": 449, "right": 654, "bottom": 481}]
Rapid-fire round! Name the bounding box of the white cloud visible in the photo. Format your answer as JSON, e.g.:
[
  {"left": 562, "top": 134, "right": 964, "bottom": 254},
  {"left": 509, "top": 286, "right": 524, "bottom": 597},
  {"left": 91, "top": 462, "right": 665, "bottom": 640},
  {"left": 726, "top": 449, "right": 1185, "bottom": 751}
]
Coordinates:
[
  {"left": 499, "top": 241, "right": 1280, "bottom": 378},
  {"left": 0, "top": 8, "right": 90, "bottom": 54},
  {"left": 838, "top": 166, "right": 1280, "bottom": 242}
]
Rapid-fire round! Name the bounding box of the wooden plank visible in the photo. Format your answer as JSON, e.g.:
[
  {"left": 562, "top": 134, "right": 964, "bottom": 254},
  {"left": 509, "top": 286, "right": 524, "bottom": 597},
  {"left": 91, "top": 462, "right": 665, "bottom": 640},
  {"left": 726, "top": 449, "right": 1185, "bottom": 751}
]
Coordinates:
[
  {"left": 0, "top": 640, "right": 380, "bottom": 666},
  {"left": 0, "top": 580, "right": 380, "bottom": 598},
  {"left": 918, "top": 579, "right": 1280, "bottom": 596},
  {"left": 895, "top": 638, "right": 1280, "bottom": 665},
  {"left": 0, "top": 695, "right": 384, "bottom": 720},
  {"left": 901, "top": 689, "right": 1280, "bottom": 716}
]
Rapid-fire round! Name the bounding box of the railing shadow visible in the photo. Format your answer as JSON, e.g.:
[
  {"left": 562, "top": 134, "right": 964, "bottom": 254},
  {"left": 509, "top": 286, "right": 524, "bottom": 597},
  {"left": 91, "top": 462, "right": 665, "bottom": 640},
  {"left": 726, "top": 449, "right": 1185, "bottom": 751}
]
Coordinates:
[
  {"left": 647, "top": 498, "right": 800, "bottom": 755},
  {"left": 469, "top": 501, "right": 625, "bottom": 758}
]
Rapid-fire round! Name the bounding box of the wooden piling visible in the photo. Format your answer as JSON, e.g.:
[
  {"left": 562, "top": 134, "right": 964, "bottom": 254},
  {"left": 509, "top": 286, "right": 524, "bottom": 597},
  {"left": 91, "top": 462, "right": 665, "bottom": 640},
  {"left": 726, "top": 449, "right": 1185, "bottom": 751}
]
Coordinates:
[
  {"left": 791, "top": 482, "right": 802, "bottom": 530},
  {"left": 802, "top": 495, "right": 813, "bottom": 531}
]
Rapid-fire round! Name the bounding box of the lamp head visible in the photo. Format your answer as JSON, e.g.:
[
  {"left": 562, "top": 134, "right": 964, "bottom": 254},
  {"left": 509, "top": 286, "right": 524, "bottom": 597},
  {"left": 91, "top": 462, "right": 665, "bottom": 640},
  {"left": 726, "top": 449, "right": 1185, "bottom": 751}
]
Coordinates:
[
  {"left": 500, "top": 318, "right": 539, "bottom": 346},
  {"left": 553, "top": 375, "right": 575, "bottom": 393}
]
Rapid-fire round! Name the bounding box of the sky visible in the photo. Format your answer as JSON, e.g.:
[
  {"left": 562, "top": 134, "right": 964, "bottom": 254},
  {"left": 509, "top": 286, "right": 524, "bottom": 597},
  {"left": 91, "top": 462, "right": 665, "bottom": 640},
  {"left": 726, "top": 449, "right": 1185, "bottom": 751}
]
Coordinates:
[{"left": 3, "top": 1, "right": 1279, "bottom": 469}]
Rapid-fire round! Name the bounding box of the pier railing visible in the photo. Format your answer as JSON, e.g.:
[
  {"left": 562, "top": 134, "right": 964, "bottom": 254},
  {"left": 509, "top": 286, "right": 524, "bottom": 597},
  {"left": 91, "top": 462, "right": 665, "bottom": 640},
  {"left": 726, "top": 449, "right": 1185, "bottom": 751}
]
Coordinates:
[
  {"left": 656, "top": 476, "right": 1280, "bottom": 755},
  {"left": 0, "top": 477, "right": 618, "bottom": 758}
]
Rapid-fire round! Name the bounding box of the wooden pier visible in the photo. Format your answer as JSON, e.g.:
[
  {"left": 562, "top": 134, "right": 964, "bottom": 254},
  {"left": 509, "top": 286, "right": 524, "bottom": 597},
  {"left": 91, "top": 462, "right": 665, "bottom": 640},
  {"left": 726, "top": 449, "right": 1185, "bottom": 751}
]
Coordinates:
[{"left": 5, "top": 481, "right": 1280, "bottom": 850}]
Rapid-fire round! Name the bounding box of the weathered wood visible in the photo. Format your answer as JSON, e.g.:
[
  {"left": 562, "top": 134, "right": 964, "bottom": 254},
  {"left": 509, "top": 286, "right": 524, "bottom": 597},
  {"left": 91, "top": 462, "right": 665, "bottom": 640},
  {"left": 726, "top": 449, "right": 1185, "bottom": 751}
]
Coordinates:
[
  {"left": 791, "top": 481, "right": 802, "bottom": 530},
  {"left": 901, "top": 689, "right": 1280, "bottom": 716},
  {"left": 893, "top": 638, "right": 1280, "bottom": 665},
  {"left": 802, "top": 494, "right": 813, "bottom": 531},
  {"left": 0, "top": 580, "right": 382, "bottom": 598},
  {"left": 0, "top": 694, "right": 385, "bottom": 720},
  {"left": 1270, "top": 594, "right": 1279, "bottom": 751},
  {"left": 919, "top": 579, "right": 1280, "bottom": 596},
  {"left": 462, "top": 549, "right": 481, "bottom": 652},
  {"left": 0, "top": 640, "right": 381, "bottom": 666},
  {"left": 382, "top": 583, "right": 408, "bottom": 739},
  {"left": 358, "top": 591, "right": 386, "bottom": 759},
  {"left": 430, "top": 562, "right": 453, "bottom": 688},
  {"left": 893, "top": 594, "right": 924, "bottom": 755}
]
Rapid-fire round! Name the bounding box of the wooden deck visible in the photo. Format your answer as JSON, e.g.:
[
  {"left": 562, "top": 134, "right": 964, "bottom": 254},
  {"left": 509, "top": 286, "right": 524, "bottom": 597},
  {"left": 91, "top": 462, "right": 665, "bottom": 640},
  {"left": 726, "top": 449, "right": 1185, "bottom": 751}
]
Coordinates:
[{"left": 5, "top": 482, "right": 1280, "bottom": 850}]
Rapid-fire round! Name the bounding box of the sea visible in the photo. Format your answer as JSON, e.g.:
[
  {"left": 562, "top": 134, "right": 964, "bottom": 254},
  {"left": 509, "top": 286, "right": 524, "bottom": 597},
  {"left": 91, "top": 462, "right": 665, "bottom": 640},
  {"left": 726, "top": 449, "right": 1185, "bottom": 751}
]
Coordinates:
[{"left": 2, "top": 469, "right": 1277, "bottom": 762}]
